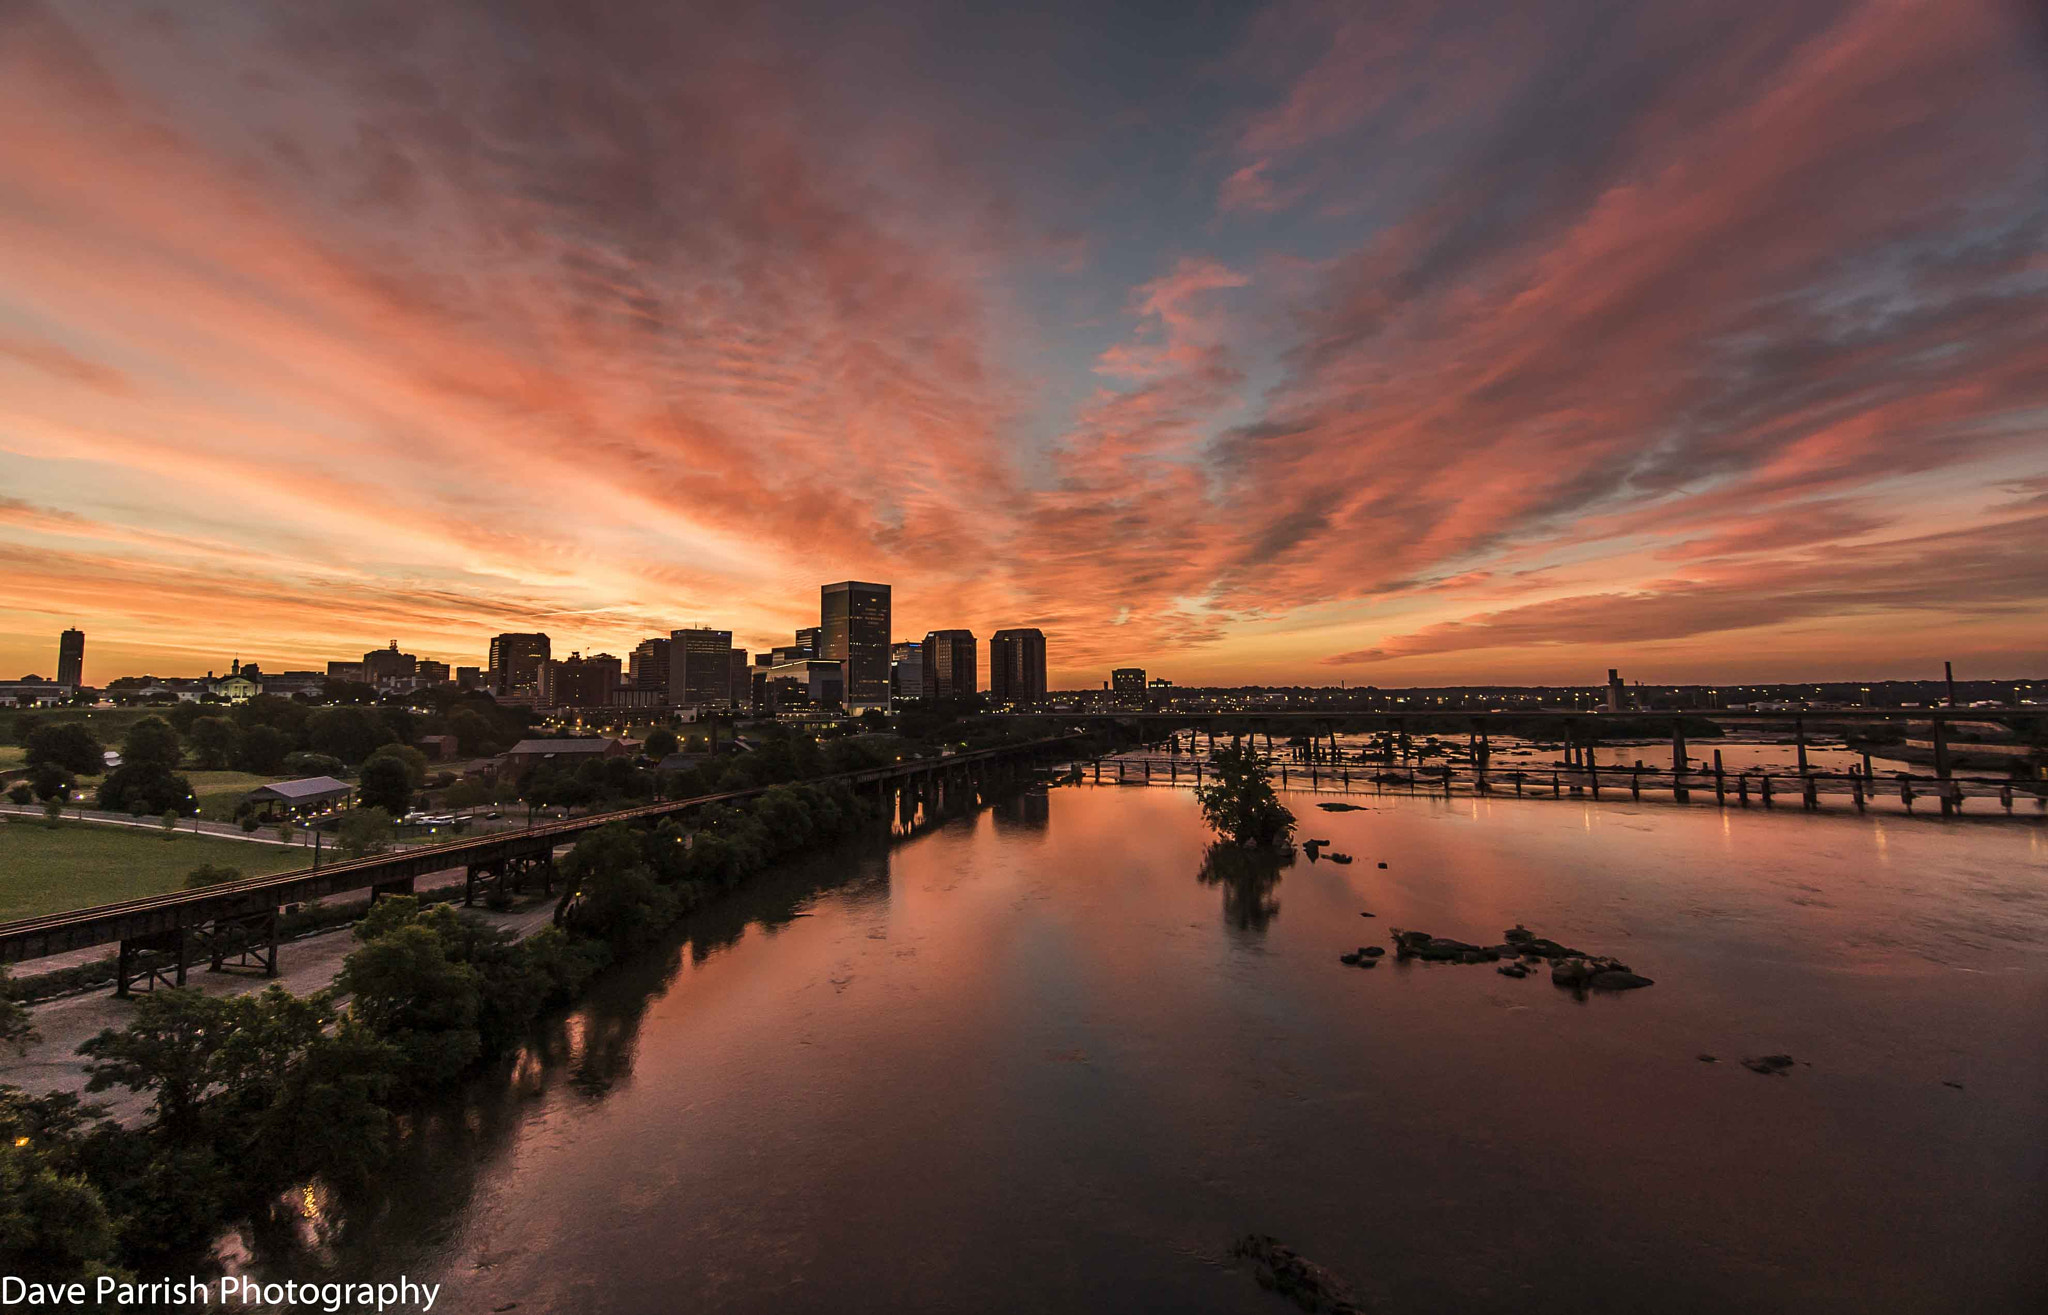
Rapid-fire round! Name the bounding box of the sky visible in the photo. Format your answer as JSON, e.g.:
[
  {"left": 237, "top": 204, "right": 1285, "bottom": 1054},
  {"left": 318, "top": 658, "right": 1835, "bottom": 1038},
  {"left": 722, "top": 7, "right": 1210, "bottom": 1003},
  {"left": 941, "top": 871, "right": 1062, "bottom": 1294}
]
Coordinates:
[{"left": 2, "top": 0, "right": 2045, "bottom": 690}]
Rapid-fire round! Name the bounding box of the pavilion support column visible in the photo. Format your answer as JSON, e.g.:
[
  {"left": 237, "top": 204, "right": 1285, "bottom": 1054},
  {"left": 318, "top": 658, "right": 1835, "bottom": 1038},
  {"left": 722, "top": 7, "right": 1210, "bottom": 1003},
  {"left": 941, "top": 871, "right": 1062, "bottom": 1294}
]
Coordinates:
[{"left": 1933, "top": 719, "right": 1953, "bottom": 817}]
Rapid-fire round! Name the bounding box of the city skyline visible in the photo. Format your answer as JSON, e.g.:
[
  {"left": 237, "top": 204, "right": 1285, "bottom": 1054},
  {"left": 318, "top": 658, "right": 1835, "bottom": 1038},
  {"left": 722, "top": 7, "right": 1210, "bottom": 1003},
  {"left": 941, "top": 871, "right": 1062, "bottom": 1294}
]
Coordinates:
[{"left": 1, "top": 1, "right": 2045, "bottom": 688}]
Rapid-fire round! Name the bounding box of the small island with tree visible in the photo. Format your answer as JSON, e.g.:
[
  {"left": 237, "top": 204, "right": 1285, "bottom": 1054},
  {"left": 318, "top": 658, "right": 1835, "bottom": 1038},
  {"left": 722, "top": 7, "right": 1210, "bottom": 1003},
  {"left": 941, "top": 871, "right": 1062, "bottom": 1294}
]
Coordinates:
[{"left": 1194, "top": 742, "right": 1296, "bottom": 849}]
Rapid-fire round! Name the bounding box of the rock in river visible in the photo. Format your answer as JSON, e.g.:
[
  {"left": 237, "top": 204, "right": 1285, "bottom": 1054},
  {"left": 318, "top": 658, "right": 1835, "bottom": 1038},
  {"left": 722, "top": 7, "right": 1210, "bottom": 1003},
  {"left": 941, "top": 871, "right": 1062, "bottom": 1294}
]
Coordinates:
[
  {"left": 1742, "top": 1054, "right": 1796, "bottom": 1076},
  {"left": 1233, "top": 1234, "right": 1361, "bottom": 1314}
]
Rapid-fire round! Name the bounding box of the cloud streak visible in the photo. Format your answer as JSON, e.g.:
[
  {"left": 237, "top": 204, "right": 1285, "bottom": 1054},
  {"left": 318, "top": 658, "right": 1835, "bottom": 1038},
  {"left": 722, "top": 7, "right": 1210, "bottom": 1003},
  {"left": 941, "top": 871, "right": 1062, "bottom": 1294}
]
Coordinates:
[{"left": 0, "top": 0, "right": 2043, "bottom": 685}]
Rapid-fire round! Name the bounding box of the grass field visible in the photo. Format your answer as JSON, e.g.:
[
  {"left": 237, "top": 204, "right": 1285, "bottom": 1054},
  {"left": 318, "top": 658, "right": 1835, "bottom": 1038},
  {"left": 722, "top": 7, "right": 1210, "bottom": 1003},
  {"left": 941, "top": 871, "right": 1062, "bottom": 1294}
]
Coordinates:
[
  {"left": 185, "top": 770, "right": 288, "bottom": 820},
  {"left": 0, "top": 745, "right": 22, "bottom": 772},
  {"left": 0, "top": 819, "right": 303, "bottom": 921}
]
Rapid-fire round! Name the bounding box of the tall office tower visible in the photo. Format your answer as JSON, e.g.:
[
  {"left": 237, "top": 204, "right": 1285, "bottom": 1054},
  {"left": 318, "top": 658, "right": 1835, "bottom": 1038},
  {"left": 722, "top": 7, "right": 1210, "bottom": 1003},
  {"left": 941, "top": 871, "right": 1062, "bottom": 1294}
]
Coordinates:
[
  {"left": 57, "top": 629, "right": 84, "bottom": 688},
  {"left": 729, "top": 649, "right": 750, "bottom": 707},
  {"left": 890, "top": 641, "right": 923, "bottom": 703},
  {"left": 489, "top": 632, "right": 551, "bottom": 697},
  {"left": 1111, "top": 667, "right": 1146, "bottom": 694},
  {"left": 987, "top": 629, "right": 1047, "bottom": 705},
  {"left": 630, "top": 637, "right": 672, "bottom": 698},
  {"left": 668, "top": 628, "right": 735, "bottom": 708},
  {"left": 820, "top": 582, "right": 890, "bottom": 708},
  {"left": 920, "top": 630, "right": 978, "bottom": 701},
  {"left": 794, "top": 627, "right": 822, "bottom": 658}
]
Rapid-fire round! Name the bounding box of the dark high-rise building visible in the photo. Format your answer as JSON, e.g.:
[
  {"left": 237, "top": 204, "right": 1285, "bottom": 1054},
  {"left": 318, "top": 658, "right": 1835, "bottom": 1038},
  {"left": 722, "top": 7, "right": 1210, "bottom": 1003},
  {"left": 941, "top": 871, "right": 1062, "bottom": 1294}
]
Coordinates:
[
  {"left": 730, "top": 649, "right": 750, "bottom": 708},
  {"left": 988, "top": 629, "right": 1047, "bottom": 705},
  {"left": 489, "top": 633, "right": 550, "bottom": 697},
  {"left": 630, "top": 638, "right": 672, "bottom": 699},
  {"left": 57, "top": 629, "right": 84, "bottom": 688},
  {"left": 416, "top": 659, "right": 451, "bottom": 686},
  {"left": 794, "top": 627, "right": 822, "bottom": 658},
  {"left": 890, "top": 641, "right": 923, "bottom": 703},
  {"left": 456, "top": 666, "right": 482, "bottom": 690},
  {"left": 541, "top": 652, "right": 620, "bottom": 709},
  {"left": 362, "top": 642, "right": 418, "bottom": 686},
  {"left": 821, "top": 582, "right": 890, "bottom": 708},
  {"left": 921, "top": 630, "right": 978, "bottom": 701},
  {"left": 668, "top": 628, "right": 734, "bottom": 708},
  {"left": 1112, "top": 667, "right": 1146, "bottom": 694}
]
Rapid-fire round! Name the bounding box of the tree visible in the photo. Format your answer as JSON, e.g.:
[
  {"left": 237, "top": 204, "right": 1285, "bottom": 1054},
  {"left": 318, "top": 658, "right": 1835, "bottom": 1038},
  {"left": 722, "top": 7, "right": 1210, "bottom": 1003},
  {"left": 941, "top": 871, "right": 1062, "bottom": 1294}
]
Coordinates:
[
  {"left": 232, "top": 723, "right": 291, "bottom": 774},
  {"left": 6, "top": 782, "right": 30, "bottom": 805},
  {"left": 365, "top": 742, "right": 428, "bottom": 787},
  {"left": 27, "top": 761, "right": 69, "bottom": 802},
  {"left": 444, "top": 777, "right": 491, "bottom": 813},
  {"left": 643, "top": 726, "right": 679, "bottom": 759},
  {"left": 0, "top": 967, "right": 37, "bottom": 1056},
  {"left": 356, "top": 755, "right": 413, "bottom": 816},
  {"left": 335, "top": 807, "right": 394, "bottom": 857},
  {"left": 96, "top": 763, "right": 195, "bottom": 817},
  {"left": 122, "top": 717, "right": 183, "bottom": 772},
  {"left": 42, "top": 797, "right": 64, "bottom": 829},
  {"left": 306, "top": 706, "right": 396, "bottom": 765},
  {"left": 554, "top": 823, "right": 677, "bottom": 948},
  {"left": 160, "top": 810, "right": 180, "bottom": 839},
  {"left": 280, "top": 750, "right": 346, "bottom": 778},
  {"left": 186, "top": 717, "right": 240, "bottom": 771},
  {"left": 78, "top": 989, "right": 234, "bottom": 1140},
  {"left": 1194, "top": 743, "right": 1296, "bottom": 848},
  {"left": 448, "top": 707, "right": 499, "bottom": 756},
  {"left": 335, "top": 924, "right": 483, "bottom": 1089},
  {"left": 0, "top": 1142, "right": 116, "bottom": 1279},
  {"left": 23, "top": 722, "right": 102, "bottom": 776}
]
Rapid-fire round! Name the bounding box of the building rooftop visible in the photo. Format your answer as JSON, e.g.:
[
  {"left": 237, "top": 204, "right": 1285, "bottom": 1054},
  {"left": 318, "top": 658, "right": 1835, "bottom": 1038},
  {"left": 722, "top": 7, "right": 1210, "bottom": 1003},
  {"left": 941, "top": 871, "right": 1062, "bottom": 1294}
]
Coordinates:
[{"left": 246, "top": 776, "right": 353, "bottom": 801}]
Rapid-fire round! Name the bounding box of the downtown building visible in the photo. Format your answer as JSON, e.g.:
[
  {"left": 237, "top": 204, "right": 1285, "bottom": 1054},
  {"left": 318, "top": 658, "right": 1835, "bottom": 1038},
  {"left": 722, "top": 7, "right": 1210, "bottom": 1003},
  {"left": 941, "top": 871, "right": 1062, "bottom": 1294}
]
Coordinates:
[
  {"left": 629, "top": 638, "right": 672, "bottom": 701},
  {"left": 668, "top": 628, "right": 734, "bottom": 710},
  {"left": 890, "top": 641, "right": 923, "bottom": 703},
  {"left": 987, "top": 629, "right": 1047, "bottom": 706},
  {"left": 489, "top": 632, "right": 551, "bottom": 699},
  {"left": 57, "top": 628, "right": 84, "bottom": 688},
  {"left": 820, "top": 581, "right": 890, "bottom": 709},
  {"left": 920, "top": 630, "right": 978, "bottom": 701}
]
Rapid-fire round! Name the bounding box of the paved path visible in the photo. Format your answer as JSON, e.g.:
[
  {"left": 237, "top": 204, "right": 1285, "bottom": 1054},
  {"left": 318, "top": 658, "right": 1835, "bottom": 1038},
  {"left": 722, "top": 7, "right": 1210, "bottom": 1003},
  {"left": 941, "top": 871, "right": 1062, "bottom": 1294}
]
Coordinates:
[{"left": 0, "top": 888, "right": 560, "bottom": 1123}]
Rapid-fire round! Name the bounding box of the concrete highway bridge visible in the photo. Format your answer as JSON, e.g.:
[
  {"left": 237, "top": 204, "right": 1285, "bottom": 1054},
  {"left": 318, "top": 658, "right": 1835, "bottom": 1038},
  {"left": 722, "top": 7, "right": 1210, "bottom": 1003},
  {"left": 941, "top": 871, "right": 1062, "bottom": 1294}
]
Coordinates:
[{"left": 0, "top": 736, "right": 1072, "bottom": 997}]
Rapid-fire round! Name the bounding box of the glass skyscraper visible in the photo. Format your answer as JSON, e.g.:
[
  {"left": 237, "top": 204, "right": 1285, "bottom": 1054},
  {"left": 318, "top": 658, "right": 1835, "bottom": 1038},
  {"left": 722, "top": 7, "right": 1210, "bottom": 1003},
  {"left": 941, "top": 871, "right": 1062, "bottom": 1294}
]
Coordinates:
[{"left": 820, "top": 582, "right": 890, "bottom": 708}]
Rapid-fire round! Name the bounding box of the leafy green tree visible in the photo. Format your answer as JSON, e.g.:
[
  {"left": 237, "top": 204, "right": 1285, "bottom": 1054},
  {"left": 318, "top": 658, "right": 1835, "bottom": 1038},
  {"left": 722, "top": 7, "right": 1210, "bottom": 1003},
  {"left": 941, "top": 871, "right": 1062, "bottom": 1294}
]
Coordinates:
[
  {"left": 0, "top": 967, "right": 37, "bottom": 1056},
  {"left": 42, "top": 796, "right": 64, "bottom": 829},
  {"left": 78, "top": 989, "right": 234, "bottom": 1141},
  {"left": 447, "top": 707, "right": 500, "bottom": 756},
  {"left": 27, "top": 761, "right": 68, "bottom": 802},
  {"left": 445, "top": 777, "right": 491, "bottom": 812},
  {"left": 335, "top": 924, "right": 483, "bottom": 1088},
  {"left": 121, "top": 716, "right": 183, "bottom": 772},
  {"left": 0, "top": 1142, "right": 117, "bottom": 1279},
  {"left": 23, "top": 722, "right": 102, "bottom": 776},
  {"left": 555, "top": 823, "right": 678, "bottom": 948},
  {"left": 233, "top": 723, "right": 292, "bottom": 774},
  {"left": 366, "top": 742, "right": 428, "bottom": 787},
  {"left": 356, "top": 755, "right": 413, "bottom": 816},
  {"left": 1194, "top": 742, "right": 1296, "bottom": 848},
  {"left": 306, "top": 705, "right": 397, "bottom": 765},
  {"left": 6, "top": 782, "right": 30, "bottom": 805},
  {"left": 335, "top": 807, "right": 394, "bottom": 857},
  {"left": 643, "top": 726, "right": 679, "bottom": 759},
  {"left": 186, "top": 716, "right": 241, "bottom": 770},
  {"left": 95, "top": 762, "right": 196, "bottom": 817},
  {"left": 280, "top": 750, "right": 346, "bottom": 777}
]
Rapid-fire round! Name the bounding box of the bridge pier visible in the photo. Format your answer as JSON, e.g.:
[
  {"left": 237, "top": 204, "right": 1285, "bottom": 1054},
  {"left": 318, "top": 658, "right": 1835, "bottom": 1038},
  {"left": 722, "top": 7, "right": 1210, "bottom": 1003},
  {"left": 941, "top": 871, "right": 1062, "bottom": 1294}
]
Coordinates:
[
  {"left": 201, "top": 907, "right": 280, "bottom": 978},
  {"left": 115, "top": 927, "right": 188, "bottom": 998},
  {"left": 1671, "top": 720, "right": 1690, "bottom": 802}
]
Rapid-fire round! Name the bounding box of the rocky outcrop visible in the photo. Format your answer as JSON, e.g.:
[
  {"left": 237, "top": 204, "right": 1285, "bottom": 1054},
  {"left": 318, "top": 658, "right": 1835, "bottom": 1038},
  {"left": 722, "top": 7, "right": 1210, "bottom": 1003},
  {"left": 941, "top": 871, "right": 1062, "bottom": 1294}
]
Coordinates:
[{"left": 1232, "top": 1235, "right": 1362, "bottom": 1314}]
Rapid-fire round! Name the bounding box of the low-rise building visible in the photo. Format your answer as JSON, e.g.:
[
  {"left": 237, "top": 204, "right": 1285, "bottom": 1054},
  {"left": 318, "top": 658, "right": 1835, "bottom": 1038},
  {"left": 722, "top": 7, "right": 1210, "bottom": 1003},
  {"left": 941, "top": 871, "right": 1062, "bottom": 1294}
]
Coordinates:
[{"left": 245, "top": 776, "right": 355, "bottom": 818}]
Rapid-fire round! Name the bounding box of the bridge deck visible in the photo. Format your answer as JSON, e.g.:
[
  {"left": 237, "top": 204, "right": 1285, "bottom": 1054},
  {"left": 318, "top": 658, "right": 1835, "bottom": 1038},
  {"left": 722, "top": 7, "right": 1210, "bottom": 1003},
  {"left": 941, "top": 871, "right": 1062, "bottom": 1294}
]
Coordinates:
[{"left": 0, "top": 737, "right": 1070, "bottom": 965}]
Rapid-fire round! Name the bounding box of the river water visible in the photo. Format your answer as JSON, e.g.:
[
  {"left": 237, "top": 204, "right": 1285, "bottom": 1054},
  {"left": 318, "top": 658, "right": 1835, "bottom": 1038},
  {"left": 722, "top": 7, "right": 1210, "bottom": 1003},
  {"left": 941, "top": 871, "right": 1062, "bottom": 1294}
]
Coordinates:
[{"left": 248, "top": 784, "right": 2048, "bottom": 1313}]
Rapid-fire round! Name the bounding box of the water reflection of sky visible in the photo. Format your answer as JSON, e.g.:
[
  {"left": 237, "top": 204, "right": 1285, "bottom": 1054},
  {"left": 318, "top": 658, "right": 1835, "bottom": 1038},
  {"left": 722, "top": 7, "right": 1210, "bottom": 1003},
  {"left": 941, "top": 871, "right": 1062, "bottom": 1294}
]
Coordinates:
[{"left": 268, "top": 787, "right": 2048, "bottom": 1314}]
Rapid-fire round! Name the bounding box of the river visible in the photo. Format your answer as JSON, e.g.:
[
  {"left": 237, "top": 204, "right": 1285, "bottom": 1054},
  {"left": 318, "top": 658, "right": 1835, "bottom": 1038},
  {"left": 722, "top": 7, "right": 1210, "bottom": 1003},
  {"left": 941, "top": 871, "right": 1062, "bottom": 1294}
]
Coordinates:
[{"left": 241, "top": 783, "right": 2048, "bottom": 1313}]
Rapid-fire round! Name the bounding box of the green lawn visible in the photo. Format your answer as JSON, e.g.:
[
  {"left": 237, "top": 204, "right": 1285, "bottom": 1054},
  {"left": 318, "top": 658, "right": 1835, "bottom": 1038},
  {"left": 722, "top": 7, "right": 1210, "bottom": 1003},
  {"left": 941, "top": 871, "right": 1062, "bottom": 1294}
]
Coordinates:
[
  {"left": 0, "top": 745, "right": 22, "bottom": 772},
  {"left": 185, "top": 770, "right": 288, "bottom": 820},
  {"left": 0, "top": 819, "right": 304, "bottom": 921}
]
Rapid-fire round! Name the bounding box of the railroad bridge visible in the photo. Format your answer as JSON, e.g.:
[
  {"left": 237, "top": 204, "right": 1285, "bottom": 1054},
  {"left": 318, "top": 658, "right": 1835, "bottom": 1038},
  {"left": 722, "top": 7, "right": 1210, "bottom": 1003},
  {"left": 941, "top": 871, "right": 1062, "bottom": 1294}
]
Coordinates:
[{"left": 0, "top": 737, "right": 1072, "bottom": 997}]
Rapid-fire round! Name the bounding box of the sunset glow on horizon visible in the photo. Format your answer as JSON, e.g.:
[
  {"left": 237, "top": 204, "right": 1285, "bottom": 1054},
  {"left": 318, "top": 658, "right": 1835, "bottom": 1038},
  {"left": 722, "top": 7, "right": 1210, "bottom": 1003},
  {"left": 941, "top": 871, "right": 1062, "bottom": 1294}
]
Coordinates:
[{"left": 3, "top": 0, "right": 2044, "bottom": 688}]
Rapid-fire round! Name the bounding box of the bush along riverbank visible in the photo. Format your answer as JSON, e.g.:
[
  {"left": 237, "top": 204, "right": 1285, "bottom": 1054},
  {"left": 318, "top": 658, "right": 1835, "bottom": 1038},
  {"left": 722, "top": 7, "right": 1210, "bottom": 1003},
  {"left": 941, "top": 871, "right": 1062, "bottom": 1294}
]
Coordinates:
[{"left": 0, "top": 778, "right": 886, "bottom": 1286}]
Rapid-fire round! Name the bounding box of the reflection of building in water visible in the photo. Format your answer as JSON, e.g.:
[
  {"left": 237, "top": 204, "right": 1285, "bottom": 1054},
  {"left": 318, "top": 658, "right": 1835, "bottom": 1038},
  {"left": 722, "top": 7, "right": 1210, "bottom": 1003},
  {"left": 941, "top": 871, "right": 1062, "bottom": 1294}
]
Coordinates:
[{"left": 991, "top": 789, "right": 1051, "bottom": 831}]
